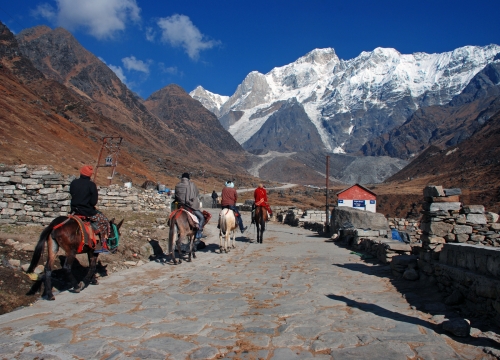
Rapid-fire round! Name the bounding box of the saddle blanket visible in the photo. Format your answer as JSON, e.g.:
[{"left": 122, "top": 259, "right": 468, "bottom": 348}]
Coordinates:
[{"left": 185, "top": 209, "right": 199, "bottom": 226}]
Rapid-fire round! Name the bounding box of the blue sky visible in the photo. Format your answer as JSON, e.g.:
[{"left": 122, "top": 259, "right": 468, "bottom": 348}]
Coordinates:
[{"left": 1, "top": 0, "right": 499, "bottom": 99}]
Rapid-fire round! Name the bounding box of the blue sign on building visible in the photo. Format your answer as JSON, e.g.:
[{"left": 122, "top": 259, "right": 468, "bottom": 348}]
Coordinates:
[
  {"left": 338, "top": 200, "right": 344, "bottom": 203},
  {"left": 370, "top": 200, "right": 375, "bottom": 204},
  {"left": 353, "top": 200, "right": 365, "bottom": 207}
]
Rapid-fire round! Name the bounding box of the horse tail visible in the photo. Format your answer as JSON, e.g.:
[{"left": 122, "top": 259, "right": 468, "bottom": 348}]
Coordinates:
[
  {"left": 27, "top": 216, "right": 65, "bottom": 273},
  {"left": 220, "top": 213, "right": 226, "bottom": 235},
  {"left": 168, "top": 218, "right": 177, "bottom": 253}
]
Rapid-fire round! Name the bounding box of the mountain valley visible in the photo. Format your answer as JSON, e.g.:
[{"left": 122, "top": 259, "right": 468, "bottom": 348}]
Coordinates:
[{"left": 1, "top": 19, "right": 500, "bottom": 213}]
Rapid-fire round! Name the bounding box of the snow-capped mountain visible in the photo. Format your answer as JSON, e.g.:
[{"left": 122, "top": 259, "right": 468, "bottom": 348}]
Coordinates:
[
  {"left": 189, "top": 86, "right": 229, "bottom": 118},
  {"left": 191, "top": 45, "right": 500, "bottom": 154}
]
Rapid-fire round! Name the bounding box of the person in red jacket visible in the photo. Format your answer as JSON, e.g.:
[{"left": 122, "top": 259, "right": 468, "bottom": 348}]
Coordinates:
[
  {"left": 220, "top": 181, "right": 247, "bottom": 233},
  {"left": 252, "top": 184, "right": 272, "bottom": 223}
]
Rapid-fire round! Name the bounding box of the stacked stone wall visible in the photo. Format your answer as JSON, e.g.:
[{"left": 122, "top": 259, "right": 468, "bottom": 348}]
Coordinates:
[
  {"left": 419, "top": 186, "right": 500, "bottom": 258},
  {"left": 0, "top": 165, "right": 172, "bottom": 226},
  {"left": 0, "top": 165, "right": 71, "bottom": 225},
  {"left": 388, "top": 217, "right": 421, "bottom": 243},
  {"left": 275, "top": 207, "right": 327, "bottom": 232},
  {"left": 416, "top": 185, "right": 500, "bottom": 320}
]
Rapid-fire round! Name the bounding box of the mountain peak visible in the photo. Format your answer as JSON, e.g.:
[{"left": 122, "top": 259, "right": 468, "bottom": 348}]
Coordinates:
[
  {"left": 297, "top": 48, "right": 339, "bottom": 65},
  {"left": 193, "top": 43, "right": 500, "bottom": 155}
]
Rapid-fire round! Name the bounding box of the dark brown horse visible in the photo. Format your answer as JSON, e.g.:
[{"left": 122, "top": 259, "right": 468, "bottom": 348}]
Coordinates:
[
  {"left": 167, "top": 209, "right": 197, "bottom": 265},
  {"left": 27, "top": 216, "right": 123, "bottom": 300},
  {"left": 254, "top": 206, "right": 267, "bottom": 244},
  {"left": 167, "top": 209, "right": 211, "bottom": 265}
]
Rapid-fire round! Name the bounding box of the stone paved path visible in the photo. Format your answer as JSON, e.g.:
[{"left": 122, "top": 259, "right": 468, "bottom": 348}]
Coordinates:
[{"left": 0, "top": 211, "right": 493, "bottom": 359}]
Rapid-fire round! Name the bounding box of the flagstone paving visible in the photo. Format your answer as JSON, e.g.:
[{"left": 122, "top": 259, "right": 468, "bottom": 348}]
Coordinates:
[{"left": 0, "top": 213, "right": 497, "bottom": 359}]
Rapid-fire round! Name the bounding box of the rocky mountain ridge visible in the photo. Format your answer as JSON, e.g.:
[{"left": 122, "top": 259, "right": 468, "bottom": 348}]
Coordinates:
[
  {"left": 1, "top": 22, "right": 253, "bottom": 188},
  {"left": 361, "top": 60, "right": 500, "bottom": 159},
  {"left": 191, "top": 45, "right": 500, "bottom": 155}
]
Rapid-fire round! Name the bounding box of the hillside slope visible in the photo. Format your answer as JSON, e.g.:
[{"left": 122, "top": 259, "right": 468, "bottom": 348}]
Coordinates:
[
  {"left": 4, "top": 22, "right": 253, "bottom": 187},
  {"left": 385, "top": 109, "right": 500, "bottom": 212}
]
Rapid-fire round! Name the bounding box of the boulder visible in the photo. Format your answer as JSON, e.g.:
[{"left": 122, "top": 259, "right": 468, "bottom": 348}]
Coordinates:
[
  {"left": 403, "top": 268, "right": 419, "bottom": 280},
  {"left": 444, "top": 188, "right": 462, "bottom": 196},
  {"left": 453, "top": 225, "right": 473, "bottom": 234},
  {"left": 442, "top": 318, "right": 470, "bottom": 337},
  {"left": 423, "top": 186, "right": 445, "bottom": 198},
  {"left": 485, "top": 212, "right": 499, "bottom": 223},
  {"left": 422, "top": 202, "right": 462, "bottom": 212},
  {"left": 466, "top": 214, "right": 487, "bottom": 225},
  {"left": 384, "top": 242, "right": 411, "bottom": 252},
  {"left": 421, "top": 221, "right": 453, "bottom": 237},
  {"left": 330, "top": 206, "right": 388, "bottom": 235},
  {"left": 462, "top": 205, "right": 485, "bottom": 214}
]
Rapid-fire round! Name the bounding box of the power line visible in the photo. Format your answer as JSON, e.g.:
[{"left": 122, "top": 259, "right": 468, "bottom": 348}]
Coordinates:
[{"left": 0, "top": 5, "right": 27, "bottom": 32}]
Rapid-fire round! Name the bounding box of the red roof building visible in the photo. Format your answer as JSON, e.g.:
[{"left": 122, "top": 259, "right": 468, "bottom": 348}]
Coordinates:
[{"left": 337, "top": 184, "right": 377, "bottom": 213}]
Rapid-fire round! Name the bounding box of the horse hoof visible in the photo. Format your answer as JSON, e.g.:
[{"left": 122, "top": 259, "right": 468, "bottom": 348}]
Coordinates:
[
  {"left": 48, "top": 295, "right": 55, "bottom": 301},
  {"left": 74, "top": 287, "right": 81, "bottom": 293},
  {"left": 90, "top": 279, "right": 99, "bottom": 285}
]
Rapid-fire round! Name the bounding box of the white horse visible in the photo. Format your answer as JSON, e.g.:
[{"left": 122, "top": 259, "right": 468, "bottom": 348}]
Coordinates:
[{"left": 218, "top": 208, "right": 237, "bottom": 253}]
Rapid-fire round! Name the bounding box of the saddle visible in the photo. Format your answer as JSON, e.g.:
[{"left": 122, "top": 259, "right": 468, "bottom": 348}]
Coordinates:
[
  {"left": 172, "top": 205, "right": 212, "bottom": 227},
  {"left": 169, "top": 208, "right": 198, "bottom": 229},
  {"left": 54, "top": 215, "right": 98, "bottom": 253}
]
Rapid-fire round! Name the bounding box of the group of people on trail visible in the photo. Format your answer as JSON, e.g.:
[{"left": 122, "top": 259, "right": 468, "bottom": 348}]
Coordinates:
[{"left": 69, "top": 165, "right": 273, "bottom": 250}]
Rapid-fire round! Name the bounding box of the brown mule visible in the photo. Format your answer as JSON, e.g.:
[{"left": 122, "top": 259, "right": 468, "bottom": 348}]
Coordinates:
[
  {"left": 167, "top": 209, "right": 211, "bottom": 265},
  {"left": 254, "top": 206, "right": 268, "bottom": 244},
  {"left": 26, "top": 216, "right": 123, "bottom": 300}
]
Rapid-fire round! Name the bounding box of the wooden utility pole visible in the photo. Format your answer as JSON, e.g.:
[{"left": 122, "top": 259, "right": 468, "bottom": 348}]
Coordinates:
[{"left": 325, "top": 155, "right": 330, "bottom": 232}]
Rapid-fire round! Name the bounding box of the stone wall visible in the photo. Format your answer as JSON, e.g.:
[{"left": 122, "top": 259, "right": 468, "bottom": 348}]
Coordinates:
[
  {"left": 98, "top": 185, "right": 171, "bottom": 212},
  {"left": 275, "top": 207, "right": 328, "bottom": 233},
  {"left": 0, "top": 165, "right": 71, "bottom": 225},
  {"left": 388, "top": 217, "right": 421, "bottom": 243},
  {"left": 415, "top": 185, "right": 500, "bottom": 320},
  {"left": 433, "top": 243, "right": 500, "bottom": 318},
  {"left": 0, "top": 165, "right": 172, "bottom": 226},
  {"left": 417, "top": 185, "right": 500, "bottom": 264}
]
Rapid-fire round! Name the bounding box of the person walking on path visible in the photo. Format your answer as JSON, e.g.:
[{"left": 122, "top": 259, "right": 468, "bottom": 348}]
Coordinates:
[
  {"left": 211, "top": 190, "right": 218, "bottom": 208},
  {"left": 220, "top": 181, "right": 247, "bottom": 233}
]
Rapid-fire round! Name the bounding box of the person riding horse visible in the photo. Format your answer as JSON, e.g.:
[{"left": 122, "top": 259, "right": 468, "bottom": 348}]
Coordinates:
[
  {"left": 174, "top": 172, "right": 205, "bottom": 239},
  {"left": 252, "top": 184, "right": 273, "bottom": 223},
  {"left": 220, "top": 181, "right": 247, "bottom": 234},
  {"left": 69, "top": 165, "right": 110, "bottom": 254}
]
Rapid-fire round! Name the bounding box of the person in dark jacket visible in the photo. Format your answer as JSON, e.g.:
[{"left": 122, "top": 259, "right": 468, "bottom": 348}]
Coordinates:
[
  {"left": 174, "top": 172, "right": 205, "bottom": 238},
  {"left": 211, "top": 190, "right": 218, "bottom": 208},
  {"left": 70, "top": 165, "right": 110, "bottom": 254}
]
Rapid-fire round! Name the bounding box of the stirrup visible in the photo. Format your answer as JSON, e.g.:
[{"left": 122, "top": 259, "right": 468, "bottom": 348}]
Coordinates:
[{"left": 94, "top": 248, "right": 111, "bottom": 254}]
